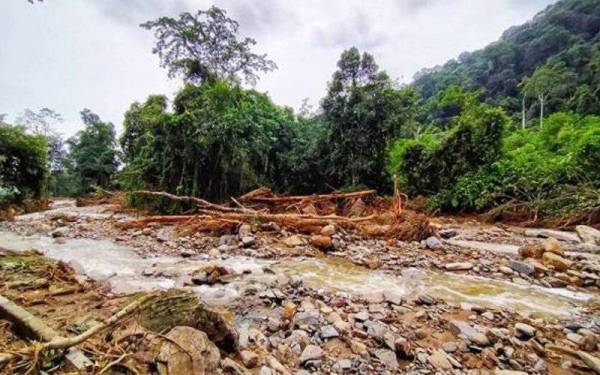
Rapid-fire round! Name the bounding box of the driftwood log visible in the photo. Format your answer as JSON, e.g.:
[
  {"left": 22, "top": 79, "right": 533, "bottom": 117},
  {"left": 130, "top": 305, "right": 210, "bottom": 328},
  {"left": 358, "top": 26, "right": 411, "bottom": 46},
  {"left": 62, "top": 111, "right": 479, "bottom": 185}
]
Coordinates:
[
  {"left": 238, "top": 188, "right": 377, "bottom": 203},
  {"left": 0, "top": 293, "right": 94, "bottom": 369},
  {"left": 0, "top": 293, "right": 153, "bottom": 367},
  {"left": 133, "top": 190, "right": 257, "bottom": 214}
]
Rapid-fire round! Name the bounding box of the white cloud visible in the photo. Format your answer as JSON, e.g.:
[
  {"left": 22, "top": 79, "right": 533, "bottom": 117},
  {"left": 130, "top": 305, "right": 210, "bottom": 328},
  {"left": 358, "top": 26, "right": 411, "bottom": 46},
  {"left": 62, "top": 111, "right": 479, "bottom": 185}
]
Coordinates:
[{"left": 0, "top": 0, "right": 556, "bottom": 137}]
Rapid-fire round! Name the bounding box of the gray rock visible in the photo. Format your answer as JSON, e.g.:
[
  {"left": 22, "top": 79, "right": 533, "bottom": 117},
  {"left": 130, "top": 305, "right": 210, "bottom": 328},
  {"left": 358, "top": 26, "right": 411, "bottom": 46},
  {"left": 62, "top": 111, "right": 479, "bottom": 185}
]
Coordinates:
[
  {"left": 445, "top": 262, "right": 473, "bottom": 271},
  {"left": 482, "top": 312, "right": 495, "bottom": 321},
  {"left": 156, "top": 326, "right": 220, "bottom": 375},
  {"left": 449, "top": 320, "right": 490, "bottom": 346},
  {"left": 374, "top": 349, "right": 398, "bottom": 369},
  {"left": 218, "top": 235, "right": 236, "bottom": 246},
  {"left": 383, "top": 290, "right": 403, "bottom": 305},
  {"left": 51, "top": 227, "right": 69, "bottom": 238},
  {"left": 240, "top": 350, "right": 259, "bottom": 368},
  {"left": 293, "top": 311, "right": 320, "bottom": 327},
  {"left": 418, "top": 294, "right": 436, "bottom": 305},
  {"left": 241, "top": 236, "right": 255, "bottom": 247},
  {"left": 514, "top": 323, "right": 536, "bottom": 339},
  {"left": 426, "top": 236, "right": 442, "bottom": 250},
  {"left": 366, "top": 321, "right": 388, "bottom": 341},
  {"left": 320, "top": 325, "right": 339, "bottom": 339},
  {"left": 534, "top": 359, "right": 548, "bottom": 372},
  {"left": 428, "top": 349, "right": 452, "bottom": 370},
  {"left": 286, "top": 329, "right": 310, "bottom": 351},
  {"left": 353, "top": 311, "right": 370, "bottom": 322},
  {"left": 508, "top": 260, "right": 535, "bottom": 276},
  {"left": 576, "top": 225, "right": 600, "bottom": 245},
  {"left": 142, "top": 268, "right": 155, "bottom": 276},
  {"left": 446, "top": 239, "right": 519, "bottom": 255},
  {"left": 439, "top": 228, "right": 457, "bottom": 239},
  {"left": 442, "top": 341, "right": 457, "bottom": 353},
  {"left": 334, "top": 358, "right": 353, "bottom": 371},
  {"left": 299, "top": 345, "right": 324, "bottom": 364},
  {"left": 524, "top": 228, "right": 581, "bottom": 243}
]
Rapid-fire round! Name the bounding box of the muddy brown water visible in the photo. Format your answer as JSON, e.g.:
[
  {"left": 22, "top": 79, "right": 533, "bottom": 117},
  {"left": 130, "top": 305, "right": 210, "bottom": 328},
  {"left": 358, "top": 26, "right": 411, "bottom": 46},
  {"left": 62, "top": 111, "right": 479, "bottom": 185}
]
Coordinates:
[{"left": 0, "top": 229, "right": 593, "bottom": 320}]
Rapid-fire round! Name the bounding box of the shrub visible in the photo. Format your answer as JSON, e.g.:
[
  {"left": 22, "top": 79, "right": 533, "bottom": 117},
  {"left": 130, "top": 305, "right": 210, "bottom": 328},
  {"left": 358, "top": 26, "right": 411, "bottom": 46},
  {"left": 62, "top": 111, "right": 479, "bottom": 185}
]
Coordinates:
[{"left": 0, "top": 124, "right": 48, "bottom": 206}]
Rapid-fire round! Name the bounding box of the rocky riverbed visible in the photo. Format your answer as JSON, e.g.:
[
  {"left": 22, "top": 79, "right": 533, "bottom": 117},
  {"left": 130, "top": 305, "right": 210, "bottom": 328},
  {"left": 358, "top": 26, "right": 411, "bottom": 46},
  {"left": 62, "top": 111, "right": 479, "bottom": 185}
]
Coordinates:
[{"left": 1, "top": 199, "right": 599, "bottom": 374}]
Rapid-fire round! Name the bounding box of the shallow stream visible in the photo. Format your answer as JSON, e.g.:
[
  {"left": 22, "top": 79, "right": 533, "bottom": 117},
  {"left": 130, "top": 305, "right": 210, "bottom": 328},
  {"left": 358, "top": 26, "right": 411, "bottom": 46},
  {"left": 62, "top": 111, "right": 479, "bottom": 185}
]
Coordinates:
[{"left": 0, "top": 229, "right": 593, "bottom": 319}]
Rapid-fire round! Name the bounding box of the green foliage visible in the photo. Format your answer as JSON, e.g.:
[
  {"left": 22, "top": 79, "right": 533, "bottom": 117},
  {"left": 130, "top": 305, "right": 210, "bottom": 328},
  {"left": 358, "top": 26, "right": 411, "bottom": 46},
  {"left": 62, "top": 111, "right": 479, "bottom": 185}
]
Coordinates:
[
  {"left": 141, "top": 6, "right": 276, "bottom": 85},
  {"left": 404, "top": 112, "right": 600, "bottom": 221},
  {"left": 67, "top": 109, "right": 119, "bottom": 194},
  {"left": 397, "top": 91, "right": 509, "bottom": 198},
  {"left": 120, "top": 81, "right": 295, "bottom": 202},
  {"left": 268, "top": 113, "right": 330, "bottom": 194},
  {"left": 413, "top": 0, "right": 600, "bottom": 120},
  {"left": 0, "top": 124, "right": 48, "bottom": 205},
  {"left": 15, "top": 107, "right": 79, "bottom": 197},
  {"left": 387, "top": 131, "right": 441, "bottom": 186},
  {"left": 321, "top": 47, "right": 419, "bottom": 191}
]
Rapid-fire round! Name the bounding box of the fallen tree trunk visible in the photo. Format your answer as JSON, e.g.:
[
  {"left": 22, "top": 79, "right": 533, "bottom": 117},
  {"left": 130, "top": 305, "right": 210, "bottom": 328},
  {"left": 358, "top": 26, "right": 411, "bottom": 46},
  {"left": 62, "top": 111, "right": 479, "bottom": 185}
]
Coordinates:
[
  {"left": 198, "top": 209, "right": 376, "bottom": 223},
  {"left": 116, "top": 215, "right": 208, "bottom": 229},
  {"left": 0, "top": 294, "right": 57, "bottom": 341},
  {"left": 0, "top": 293, "right": 153, "bottom": 366},
  {"left": 0, "top": 293, "right": 93, "bottom": 370},
  {"left": 132, "top": 190, "right": 256, "bottom": 214},
  {"left": 239, "top": 189, "right": 377, "bottom": 203}
]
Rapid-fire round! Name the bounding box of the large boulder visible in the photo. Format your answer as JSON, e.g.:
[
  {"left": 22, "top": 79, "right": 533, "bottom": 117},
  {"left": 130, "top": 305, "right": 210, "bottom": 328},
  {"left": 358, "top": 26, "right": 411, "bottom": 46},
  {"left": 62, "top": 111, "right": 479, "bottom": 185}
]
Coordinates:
[
  {"left": 542, "top": 252, "right": 573, "bottom": 272},
  {"left": 576, "top": 225, "right": 600, "bottom": 245},
  {"left": 156, "top": 326, "right": 221, "bottom": 375},
  {"left": 139, "top": 289, "right": 238, "bottom": 352}
]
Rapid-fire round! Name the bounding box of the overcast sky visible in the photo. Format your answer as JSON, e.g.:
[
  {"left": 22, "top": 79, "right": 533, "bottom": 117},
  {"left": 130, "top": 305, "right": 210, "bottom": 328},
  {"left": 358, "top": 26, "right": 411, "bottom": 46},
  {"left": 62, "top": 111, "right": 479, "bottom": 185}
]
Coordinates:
[{"left": 1, "top": 0, "right": 556, "bottom": 137}]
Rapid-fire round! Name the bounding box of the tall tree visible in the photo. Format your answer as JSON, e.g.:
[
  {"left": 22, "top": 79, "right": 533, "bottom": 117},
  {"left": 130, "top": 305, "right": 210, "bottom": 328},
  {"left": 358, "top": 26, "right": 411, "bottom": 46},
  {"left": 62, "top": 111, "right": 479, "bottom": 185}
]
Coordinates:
[
  {"left": 520, "top": 63, "right": 571, "bottom": 128},
  {"left": 16, "top": 108, "right": 66, "bottom": 173},
  {"left": 16, "top": 108, "right": 62, "bottom": 137},
  {"left": 67, "top": 109, "right": 119, "bottom": 193},
  {"left": 141, "top": 6, "right": 276, "bottom": 85},
  {"left": 321, "top": 47, "right": 408, "bottom": 190}
]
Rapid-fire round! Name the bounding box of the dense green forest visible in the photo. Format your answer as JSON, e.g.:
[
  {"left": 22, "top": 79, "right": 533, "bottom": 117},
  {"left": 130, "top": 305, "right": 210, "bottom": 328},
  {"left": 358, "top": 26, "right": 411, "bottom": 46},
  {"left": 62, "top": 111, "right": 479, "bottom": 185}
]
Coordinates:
[
  {"left": 1, "top": 0, "right": 598, "bottom": 224},
  {"left": 413, "top": 0, "right": 600, "bottom": 123}
]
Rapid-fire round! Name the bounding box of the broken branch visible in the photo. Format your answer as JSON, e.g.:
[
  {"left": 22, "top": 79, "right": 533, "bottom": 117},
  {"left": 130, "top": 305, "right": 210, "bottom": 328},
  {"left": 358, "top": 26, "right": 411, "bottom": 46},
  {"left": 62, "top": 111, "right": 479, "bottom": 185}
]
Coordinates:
[{"left": 0, "top": 293, "right": 155, "bottom": 365}]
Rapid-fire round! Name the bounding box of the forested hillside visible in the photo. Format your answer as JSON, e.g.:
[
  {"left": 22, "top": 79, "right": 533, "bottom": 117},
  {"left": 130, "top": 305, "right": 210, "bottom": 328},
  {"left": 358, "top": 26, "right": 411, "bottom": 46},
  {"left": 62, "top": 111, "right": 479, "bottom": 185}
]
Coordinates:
[
  {"left": 413, "top": 0, "right": 600, "bottom": 124},
  {"left": 2, "top": 0, "right": 599, "bottom": 225},
  {"left": 387, "top": 0, "right": 600, "bottom": 225}
]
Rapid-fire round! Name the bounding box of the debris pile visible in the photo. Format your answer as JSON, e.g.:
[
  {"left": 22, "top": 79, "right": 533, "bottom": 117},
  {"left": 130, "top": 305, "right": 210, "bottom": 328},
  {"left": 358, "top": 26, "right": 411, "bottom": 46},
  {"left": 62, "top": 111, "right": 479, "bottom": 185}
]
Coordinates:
[{"left": 124, "top": 187, "right": 434, "bottom": 243}]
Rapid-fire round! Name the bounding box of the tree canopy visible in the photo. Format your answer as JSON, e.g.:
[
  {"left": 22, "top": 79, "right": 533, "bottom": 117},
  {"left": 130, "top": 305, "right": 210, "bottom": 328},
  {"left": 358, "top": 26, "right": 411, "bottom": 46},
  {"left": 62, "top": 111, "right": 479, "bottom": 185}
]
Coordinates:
[
  {"left": 321, "top": 47, "right": 416, "bottom": 191},
  {"left": 141, "top": 6, "right": 276, "bottom": 85},
  {"left": 67, "top": 110, "right": 119, "bottom": 194},
  {"left": 413, "top": 0, "right": 600, "bottom": 122},
  {"left": 0, "top": 123, "right": 47, "bottom": 205}
]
